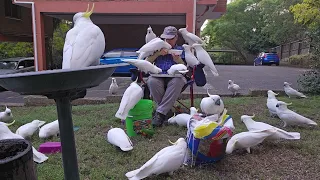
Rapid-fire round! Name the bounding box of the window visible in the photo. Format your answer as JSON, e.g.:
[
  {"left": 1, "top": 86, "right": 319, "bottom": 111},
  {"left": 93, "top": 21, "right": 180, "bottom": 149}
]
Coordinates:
[{"left": 4, "top": 0, "right": 22, "bottom": 19}]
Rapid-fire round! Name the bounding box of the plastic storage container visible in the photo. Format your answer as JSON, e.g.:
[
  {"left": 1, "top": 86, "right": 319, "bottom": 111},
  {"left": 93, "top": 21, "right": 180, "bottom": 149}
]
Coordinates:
[{"left": 125, "top": 99, "right": 154, "bottom": 137}]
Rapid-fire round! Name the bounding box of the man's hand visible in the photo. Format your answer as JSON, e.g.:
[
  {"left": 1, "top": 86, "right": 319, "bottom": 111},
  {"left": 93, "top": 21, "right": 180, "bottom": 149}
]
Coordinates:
[
  {"left": 159, "top": 48, "right": 168, "bottom": 56},
  {"left": 172, "top": 54, "right": 181, "bottom": 61}
]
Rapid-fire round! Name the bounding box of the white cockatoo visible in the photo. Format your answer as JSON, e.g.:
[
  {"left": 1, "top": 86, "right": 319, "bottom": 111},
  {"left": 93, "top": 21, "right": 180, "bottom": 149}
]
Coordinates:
[
  {"left": 145, "top": 25, "right": 157, "bottom": 44},
  {"left": 192, "top": 43, "right": 219, "bottom": 76},
  {"left": 107, "top": 128, "right": 133, "bottom": 151},
  {"left": 226, "top": 129, "right": 277, "bottom": 154},
  {"left": 266, "top": 90, "right": 279, "bottom": 117},
  {"left": 241, "top": 114, "right": 300, "bottom": 140},
  {"left": 115, "top": 79, "right": 143, "bottom": 120},
  {"left": 16, "top": 120, "right": 46, "bottom": 139},
  {"left": 109, "top": 78, "right": 119, "bottom": 95},
  {"left": 167, "top": 64, "right": 189, "bottom": 75},
  {"left": 178, "top": 27, "right": 203, "bottom": 46},
  {"left": 39, "top": 120, "right": 60, "bottom": 139},
  {"left": 276, "top": 101, "right": 317, "bottom": 127},
  {"left": 122, "top": 59, "right": 162, "bottom": 74},
  {"left": 228, "top": 80, "right": 240, "bottom": 96},
  {"left": 62, "top": 3, "right": 105, "bottom": 69},
  {"left": 0, "top": 121, "right": 48, "bottom": 163},
  {"left": 0, "top": 106, "right": 13, "bottom": 123},
  {"left": 125, "top": 138, "right": 187, "bottom": 179},
  {"left": 168, "top": 107, "right": 198, "bottom": 126},
  {"left": 200, "top": 90, "right": 224, "bottom": 115},
  {"left": 137, "top": 38, "right": 172, "bottom": 60},
  {"left": 283, "top": 82, "right": 307, "bottom": 98},
  {"left": 182, "top": 44, "right": 200, "bottom": 67}
]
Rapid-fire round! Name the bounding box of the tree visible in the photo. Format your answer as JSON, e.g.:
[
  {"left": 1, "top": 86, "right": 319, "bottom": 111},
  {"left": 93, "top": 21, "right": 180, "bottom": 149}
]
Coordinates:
[
  {"left": 202, "top": 0, "right": 306, "bottom": 63},
  {"left": 0, "top": 42, "right": 33, "bottom": 59},
  {"left": 291, "top": 0, "right": 320, "bottom": 93},
  {"left": 290, "top": 0, "right": 320, "bottom": 28}
]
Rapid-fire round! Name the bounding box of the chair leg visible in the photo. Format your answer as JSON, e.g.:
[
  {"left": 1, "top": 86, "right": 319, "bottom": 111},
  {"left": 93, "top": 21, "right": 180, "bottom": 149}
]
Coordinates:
[{"left": 190, "top": 83, "right": 194, "bottom": 107}]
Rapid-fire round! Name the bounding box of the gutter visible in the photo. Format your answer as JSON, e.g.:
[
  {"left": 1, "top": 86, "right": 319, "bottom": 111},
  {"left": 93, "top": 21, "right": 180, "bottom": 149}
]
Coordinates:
[
  {"left": 193, "top": 0, "right": 197, "bottom": 34},
  {"left": 13, "top": 0, "right": 39, "bottom": 72}
]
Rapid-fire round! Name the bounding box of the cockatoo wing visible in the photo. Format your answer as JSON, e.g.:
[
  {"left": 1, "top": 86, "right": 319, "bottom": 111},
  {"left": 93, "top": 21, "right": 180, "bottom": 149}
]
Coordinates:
[
  {"left": 186, "top": 33, "right": 203, "bottom": 44},
  {"left": 125, "top": 146, "right": 173, "bottom": 178},
  {"left": 62, "top": 28, "right": 78, "bottom": 69},
  {"left": 63, "top": 25, "right": 105, "bottom": 69}
]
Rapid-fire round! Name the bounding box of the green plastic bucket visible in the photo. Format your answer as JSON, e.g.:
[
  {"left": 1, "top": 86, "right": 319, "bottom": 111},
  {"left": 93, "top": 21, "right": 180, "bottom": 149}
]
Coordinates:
[{"left": 125, "top": 99, "right": 154, "bottom": 137}]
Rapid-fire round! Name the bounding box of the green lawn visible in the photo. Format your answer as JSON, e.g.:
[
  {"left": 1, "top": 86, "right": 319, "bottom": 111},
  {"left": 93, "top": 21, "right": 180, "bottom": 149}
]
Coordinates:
[{"left": 7, "top": 96, "right": 320, "bottom": 180}]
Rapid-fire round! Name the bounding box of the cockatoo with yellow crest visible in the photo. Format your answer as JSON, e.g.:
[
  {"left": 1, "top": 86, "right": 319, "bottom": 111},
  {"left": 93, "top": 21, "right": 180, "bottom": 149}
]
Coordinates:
[{"left": 62, "top": 3, "right": 105, "bottom": 69}]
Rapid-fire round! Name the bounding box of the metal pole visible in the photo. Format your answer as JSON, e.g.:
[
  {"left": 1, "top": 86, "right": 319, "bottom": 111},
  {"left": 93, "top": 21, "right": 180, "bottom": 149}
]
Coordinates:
[{"left": 55, "top": 97, "right": 80, "bottom": 180}]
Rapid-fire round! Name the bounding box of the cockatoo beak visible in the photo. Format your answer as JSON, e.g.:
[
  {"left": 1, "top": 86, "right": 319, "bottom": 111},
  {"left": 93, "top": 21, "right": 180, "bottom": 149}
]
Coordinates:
[
  {"left": 215, "top": 99, "right": 221, "bottom": 106},
  {"left": 5, "top": 120, "right": 15, "bottom": 126},
  {"left": 168, "top": 139, "right": 177, "bottom": 145},
  {"left": 250, "top": 114, "right": 255, "bottom": 118},
  {"left": 83, "top": 3, "right": 94, "bottom": 18}
]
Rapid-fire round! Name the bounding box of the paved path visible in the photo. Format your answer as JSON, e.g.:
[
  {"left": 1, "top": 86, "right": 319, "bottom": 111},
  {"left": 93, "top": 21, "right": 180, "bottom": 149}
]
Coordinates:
[{"left": 0, "top": 65, "right": 308, "bottom": 104}]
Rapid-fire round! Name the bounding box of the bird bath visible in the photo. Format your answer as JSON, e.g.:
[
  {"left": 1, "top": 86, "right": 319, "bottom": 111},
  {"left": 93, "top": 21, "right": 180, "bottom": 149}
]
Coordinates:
[{"left": 0, "top": 63, "right": 128, "bottom": 180}]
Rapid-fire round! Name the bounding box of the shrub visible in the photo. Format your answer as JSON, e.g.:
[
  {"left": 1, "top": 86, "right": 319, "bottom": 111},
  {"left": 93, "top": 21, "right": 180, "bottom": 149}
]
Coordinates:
[{"left": 288, "top": 53, "right": 314, "bottom": 68}]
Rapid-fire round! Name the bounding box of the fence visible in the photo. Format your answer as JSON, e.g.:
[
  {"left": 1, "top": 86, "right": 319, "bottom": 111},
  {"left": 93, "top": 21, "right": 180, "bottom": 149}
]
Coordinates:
[{"left": 269, "top": 38, "right": 311, "bottom": 59}]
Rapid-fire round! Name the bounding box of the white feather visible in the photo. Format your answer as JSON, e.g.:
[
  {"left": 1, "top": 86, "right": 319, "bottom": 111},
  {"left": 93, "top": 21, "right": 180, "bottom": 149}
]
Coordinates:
[
  {"left": 178, "top": 28, "right": 203, "bottom": 46},
  {"left": 167, "top": 64, "right": 188, "bottom": 75},
  {"left": 276, "top": 101, "right": 317, "bottom": 127},
  {"left": 145, "top": 26, "right": 157, "bottom": 44},
  {"left": 62, "top": 12, "right": 105, "bottom": 69},
  {"left": 226, "top": 129, "right": 277, "bottom": 154},
  {"left": 39, "top": 120, "right": 60, "bottom": 138},
  {"left": 16, "top": 120, "right": 46, "bottom": 139},
  {"left": 107, "top": 128, "right": 133, "bottom": 151},
  {"left": 125, "top": 138, "right": 187, "bottom": 179},
  {"left": 0, "top": 106, "right": 13, "bottom": 123},
  {"left": 283, "top": 82, "right": 307, "bottom": 98},
  {"left": 0, "top": 122, "right": 48, "bottom": 163},
  {"left": 228, "top": 80, "right": 240, "bottom": 95},
  {"left": 192, "top": 43, "right": 219, "bottom": 76},
  {"left": 182, "top": 44, "right": 200, "bottom": 67},
  {"left": 115, "top": 81, "right": 143, "bottom": 120},
  {"left": 109, "top": 78, "right": 119, "bottom": 95},
  {"left": 241, "top": 115, "right": 300, "bottom": 140},
  {"left": 266, "top": 90, "right": 279, "bottom": 117},
  {"left": 122, "top": 59, "right": 162, "bottom": 74}
]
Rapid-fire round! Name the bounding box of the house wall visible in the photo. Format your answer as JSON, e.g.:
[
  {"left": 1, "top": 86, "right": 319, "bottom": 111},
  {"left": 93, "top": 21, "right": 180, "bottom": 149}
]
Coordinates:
[
  {"left": 100, "top": 24, "right": 187, "bottom": 51},
  {"left": 0, "top": 0, "right": 54, "bottom": 42}
]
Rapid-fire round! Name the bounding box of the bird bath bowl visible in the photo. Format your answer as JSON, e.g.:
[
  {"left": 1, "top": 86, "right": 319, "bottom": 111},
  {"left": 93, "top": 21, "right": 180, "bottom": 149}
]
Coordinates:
[{"left": 0, "top": 63, "right": 128, "bottom": 180}]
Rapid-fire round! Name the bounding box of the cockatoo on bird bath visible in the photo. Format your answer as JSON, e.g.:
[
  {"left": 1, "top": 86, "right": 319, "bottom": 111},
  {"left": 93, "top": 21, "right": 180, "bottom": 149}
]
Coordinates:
[{"left": 62, "top": 3, "right": 105, "bottom": 69}]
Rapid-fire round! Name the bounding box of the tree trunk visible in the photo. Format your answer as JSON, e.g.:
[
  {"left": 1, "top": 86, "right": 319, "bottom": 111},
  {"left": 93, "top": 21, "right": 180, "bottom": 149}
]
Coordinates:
[{"left": 0, "top": 139, "right": 37, "bottom": 180}]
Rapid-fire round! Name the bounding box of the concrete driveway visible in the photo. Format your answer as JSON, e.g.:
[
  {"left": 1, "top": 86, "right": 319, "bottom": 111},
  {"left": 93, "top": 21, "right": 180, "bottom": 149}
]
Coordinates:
[{"left": 0, "top": 65, "right": 308, "bottom": 105}]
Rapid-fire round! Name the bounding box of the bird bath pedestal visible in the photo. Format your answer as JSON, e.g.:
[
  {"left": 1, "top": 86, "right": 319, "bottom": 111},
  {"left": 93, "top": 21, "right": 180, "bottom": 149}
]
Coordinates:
[{"left": 0, "top": 63, "right": 128, "bottom": 180}]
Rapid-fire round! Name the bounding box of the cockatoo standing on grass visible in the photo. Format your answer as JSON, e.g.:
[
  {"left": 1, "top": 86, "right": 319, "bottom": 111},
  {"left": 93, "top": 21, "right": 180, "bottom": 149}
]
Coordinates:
[
  {"left": 0, "top": 121, "right": 48, "bottom": 163},
  {"left": 276, "top": 101, "right": 317, "bottom": 127},
  {"left": 266, "top": 90, "right": 279, "bottom": 117},
  {"left": 241, "top": 114, "right": 300, "bottom": 140},
  {"left": 0, "top": 106, "right": 13, "bottom": 123},
  {"left": 283, "top": 82, "right": 307, "bottom": 98},
  {"left": 62, "top": 3, "right": 105, "bottom": 69},
  {"left": 16, "top": 120, "right": 46, "bottom": 139},
  {"left": 125, "top": 138, "right": 187, "bottom": 179}
]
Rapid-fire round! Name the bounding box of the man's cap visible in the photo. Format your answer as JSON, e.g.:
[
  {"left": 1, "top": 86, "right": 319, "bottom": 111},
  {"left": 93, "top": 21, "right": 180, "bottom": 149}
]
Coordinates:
[{"left": 160, "top": 26, "right": 178, "bottom": 39}]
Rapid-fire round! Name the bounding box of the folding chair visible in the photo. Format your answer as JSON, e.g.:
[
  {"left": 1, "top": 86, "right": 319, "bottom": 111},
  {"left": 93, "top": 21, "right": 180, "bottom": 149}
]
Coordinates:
[{"left": 130, "top": 66, "right": 196, "bottom": 114}]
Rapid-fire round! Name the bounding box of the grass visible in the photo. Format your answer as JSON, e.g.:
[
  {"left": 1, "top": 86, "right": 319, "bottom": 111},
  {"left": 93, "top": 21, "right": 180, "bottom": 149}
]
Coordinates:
[{"left": 7, "top": 95, "right": 320, "bottom": 179}]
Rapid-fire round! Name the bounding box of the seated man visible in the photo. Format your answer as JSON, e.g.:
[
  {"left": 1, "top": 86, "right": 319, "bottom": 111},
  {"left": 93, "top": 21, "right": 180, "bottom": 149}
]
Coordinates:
[{"left": 144, "top": 26, "right": 207, "bottom": 127}]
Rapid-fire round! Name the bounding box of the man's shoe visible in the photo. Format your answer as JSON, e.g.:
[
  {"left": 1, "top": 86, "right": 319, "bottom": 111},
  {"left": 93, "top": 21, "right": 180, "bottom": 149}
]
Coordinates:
[{"left": 152, "top": 112, "right": 166, "bottom": 127}]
